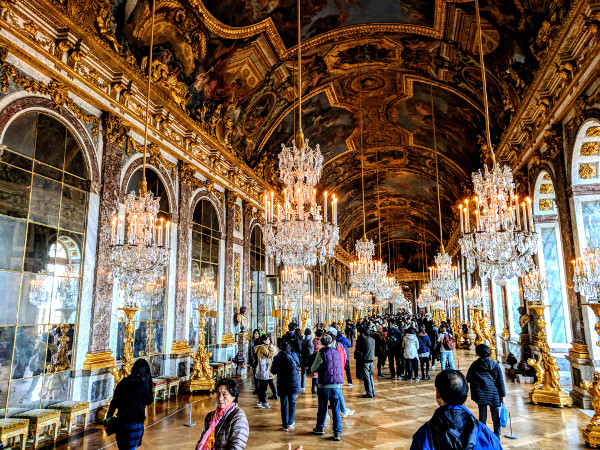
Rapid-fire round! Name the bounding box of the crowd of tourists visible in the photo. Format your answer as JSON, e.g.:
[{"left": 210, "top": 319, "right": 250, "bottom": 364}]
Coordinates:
[{"left": 105, "top": 312, "right": 506, "bottom": 449}]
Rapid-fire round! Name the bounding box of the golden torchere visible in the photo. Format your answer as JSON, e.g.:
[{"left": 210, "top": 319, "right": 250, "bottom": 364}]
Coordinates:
[
  {"left": 582, "top": 303, "right": 600, "bottom": 447},
  {"left": 98, "top": 306, "right": 140, "bottom": 421},
  {"left": 184, "top": 307, "right": 215, "bottom": 393},
  {"left": 527, "top": 304, "right": 572, "bottom": 407}
]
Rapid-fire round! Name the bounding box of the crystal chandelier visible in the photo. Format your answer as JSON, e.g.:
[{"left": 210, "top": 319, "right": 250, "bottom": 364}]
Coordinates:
[
  {"left": 374, "top": 275, "right": 395, "bottom": 300},
  {"left": 282, "top": 266, "right": 310, "bottom": 302},
  {"left": 524, "top": 268, "right": 549, "bottom": 304},
  {"left": 56, "top": 261, "right": 79, "bottom": 309},
  {"left": 29, "top": 270, "right": 52, "bottom": 308},
  {"left": 465, "top": 284, "right": 484, "bottom": 307},
  {"left": 190, "top": 272, "right": 217, "bottom": 311},
  {"left": 390, "top": 284, "right": 407, "bottom": 309},
  {"left": 417, "top": 282, "right": 437, "bottom": 308},
  {"left": 263, "top": 0, "right": 339, "bottom": 268},
  {"left": 458, "top": 0, "right": 537, "bottom": 286},
  {"left": 430, "top": 250, "right": 458, "bottom": 300},
  {"left": 110, "top": 191, "right": 170, "bottom": 305},
  {"left": 350, "top": 237, "right": 387, "bottom": 293},
  {"left": 573, "top": 242, "right": 600, "bottom": 299},
  {"left": 109, "top": 4, "right": 169, "bottom": 308}
]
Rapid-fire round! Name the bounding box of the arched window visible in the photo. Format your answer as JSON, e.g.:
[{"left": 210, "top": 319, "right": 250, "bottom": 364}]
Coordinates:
[
  {"left": 0, "top": 111, "right": 89, "bottom": 414},
  {"left": 250, "top": 225, "right": 265, "bottom": 331},
  {"left": 572, "top": 120, "right": 600, "bottom": 353},
  {"left": 115, "top": 168, "right": 170, "bottom": 372},
  {"left": 533, "top": 171, "right": 570, "bottom": 345},
  {"left": 188, "top": 199, "right": 220, "bottom": 355}
]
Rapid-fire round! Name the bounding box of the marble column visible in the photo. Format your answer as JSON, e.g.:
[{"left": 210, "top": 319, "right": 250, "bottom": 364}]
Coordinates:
[
  {"left": 84, "top": 113, "right": 130, "bottom": 369},
  {"left": 172, "top": 168, "right": 192, "bottom": 354},
  {"left": 223, "top": 190, "right": 236, "bottom": 336},
  {"left": 242, "top": 201, "right": 253, "bottom": 318}
]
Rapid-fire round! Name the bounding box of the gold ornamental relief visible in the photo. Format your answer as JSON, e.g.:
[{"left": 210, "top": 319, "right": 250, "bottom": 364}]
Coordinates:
[
  {"left": 543, "top": 173, "right": 551, "bottom": 180},
  {"left": 581, "top": 142, "right": 600, "bottom": 156},
  {"left": 539, "top": 183, "right": 554, "bottom": 194},
  {"left": 539, "top": 199, "right": 554, "bottom": 211},
  {"left": 579, "top": 163, "right": 598, "bottom": 179},
  {"left": 586, "top": 126, "right": 600, "bottom": 137}
]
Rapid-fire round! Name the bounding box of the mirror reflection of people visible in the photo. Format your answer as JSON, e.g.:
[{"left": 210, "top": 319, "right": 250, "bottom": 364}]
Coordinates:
[
  {"left": 106, "top": 359, "right": 154, "bottom": 450},
  {"left": 196, "top": 378, "right": 249, "bottom": 450}
]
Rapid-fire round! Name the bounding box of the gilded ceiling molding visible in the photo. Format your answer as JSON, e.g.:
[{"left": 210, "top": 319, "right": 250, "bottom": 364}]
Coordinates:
[
  {"left": 0, "top": 0, "right": 271, "bottom": 208},
  {"left": 0, "top": 60, "right": 100, "bottom": 139},
  {"left": 188, "top": 0, "right": 470, "bottom": 59},
  {"left": 496, "top": 0, "right": 600, "bottom": 165}
]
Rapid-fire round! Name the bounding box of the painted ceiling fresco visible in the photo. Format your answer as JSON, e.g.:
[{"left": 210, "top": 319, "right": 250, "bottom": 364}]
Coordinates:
[{"left": 102, "top": 0, "right": 570, "bottom": 267}]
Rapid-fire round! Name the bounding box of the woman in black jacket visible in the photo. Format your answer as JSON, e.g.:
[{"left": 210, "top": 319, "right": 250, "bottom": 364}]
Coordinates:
[
  {"left": 466, "top": 344, "right": 506, "bottom": 439},
  {"left": 106, "top": 359, "right": 154, "bottom": 449}
]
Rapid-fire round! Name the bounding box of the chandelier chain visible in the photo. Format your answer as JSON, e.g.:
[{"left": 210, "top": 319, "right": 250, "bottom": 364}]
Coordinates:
[{"left": 475, "top": 0, "right": 494, "bottom": 161}]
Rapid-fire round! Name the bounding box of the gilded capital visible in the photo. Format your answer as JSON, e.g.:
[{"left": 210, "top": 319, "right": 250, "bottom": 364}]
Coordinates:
[
  {"left": 102, "top": 113, "right": 130, "bottom": 146},
  {"left": 225, "top": 190, "right": 237, "bottom": 209},
  {"left": 179, "top": 161, "right": 197, "bottom": 186},
  {"left": 243, "top": 201, "right": 254, "bottom": 218}
]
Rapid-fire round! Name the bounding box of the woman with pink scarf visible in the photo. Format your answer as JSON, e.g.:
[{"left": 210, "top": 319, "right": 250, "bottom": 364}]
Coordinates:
[{"left": 196, "top": 378, "right": 249, "bottom": 450}]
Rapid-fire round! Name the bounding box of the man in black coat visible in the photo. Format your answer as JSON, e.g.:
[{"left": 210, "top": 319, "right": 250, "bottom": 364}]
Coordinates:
[{"left": 466, "top": 344, "right": 506, "bottom": 439}]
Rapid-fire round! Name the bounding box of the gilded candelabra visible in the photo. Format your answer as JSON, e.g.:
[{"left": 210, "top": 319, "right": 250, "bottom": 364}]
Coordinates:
[
  {"left": 478, "top": 313, "right": 497, "bottom": 361},
  {"left": 98, "top": 306, "right": 140, "bottom": 421},
  {"left": 527, "top": 304, "right": 572, "bottom": 407},
  {"left": 184, "top": 307, "right": 214, "bottom": 393},
  {"left": 470, "top": 307, "right": 484, "bottom": 345},
  {"left": 46, "top": 323, "right": 71, "bottom": 373},
  {"left": 581, "top": 303, "right": 600, "bottom": 447},
  {"left": 282, "top": 308, "right": 293, "bottom": 335}
]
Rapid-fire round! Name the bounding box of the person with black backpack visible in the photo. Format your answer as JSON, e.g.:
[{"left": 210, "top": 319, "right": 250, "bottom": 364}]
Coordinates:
[
  {"left": 437, "top": 325, "right": 456, "bottom": 370},
  {"left": 416, "top": 326, "right": 432, "bottom": 380},
  {"left": 300, "top": 328, "right": 314, "bottom": 391},
  {"left": 386, "top": 319, "right": 405, "bottom": 380}
]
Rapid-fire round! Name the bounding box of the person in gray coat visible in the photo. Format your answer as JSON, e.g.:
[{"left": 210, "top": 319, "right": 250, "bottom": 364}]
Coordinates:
[
  {"left": 197, "top": 378, "right": 249, "bottom": 449},
  {"left": 356, "top": 327, "right": 375, "bottom": 398}
]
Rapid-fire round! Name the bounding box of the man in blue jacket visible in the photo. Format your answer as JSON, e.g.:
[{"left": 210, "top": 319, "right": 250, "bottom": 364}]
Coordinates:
[{"left": 411, "top": 369, "right": 502, "bottom": 450}]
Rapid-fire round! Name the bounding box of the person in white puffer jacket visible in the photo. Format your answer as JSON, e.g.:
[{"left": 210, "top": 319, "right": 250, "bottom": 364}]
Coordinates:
[{"left": 402, "top": 328, "right": 421, "bottom": 380}]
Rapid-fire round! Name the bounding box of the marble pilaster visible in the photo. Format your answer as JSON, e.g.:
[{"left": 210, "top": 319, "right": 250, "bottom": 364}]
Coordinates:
[
  {"left": 223, "top": 191, "right": 236, "bottom": 335},
  {"left": 87, "top": 114, "right": 129, "bottom": 357},
  {"left": 174, "top": 181, "right": 192, "bottom": 343}
]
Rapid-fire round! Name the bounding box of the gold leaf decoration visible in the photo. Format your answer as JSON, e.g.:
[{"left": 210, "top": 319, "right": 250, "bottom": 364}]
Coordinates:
[
  {"left": 581, "top": 142, "right": 600, "bottom": 156},
  {"left": 0, "top": 62, "right": 99, "bottom": 139},
  {"left": 586, "top": 126, "right": 600, "bottom": 137},
  {"left": 579, "top": 163, "right": 598, "bottom": 179},
  {"left": 543, "top": 173, "right": 551, "bottom": 181},
  {"left": 539, "top": 183, "right": 554, "bottom": 194},
  {"left": 539, "top": 199, "right": 554, "bottom": 211}
]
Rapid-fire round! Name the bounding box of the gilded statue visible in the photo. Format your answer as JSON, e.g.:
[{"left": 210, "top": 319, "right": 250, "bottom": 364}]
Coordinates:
[
  {"left": 581, "top": 373, "right": 600, "bottom": 425},
  {"left": 46, "top": 324, "right": 71, "bottom": 373},
  {"left": 94, "top": 0, "right": 122, "bottom": 53},
  {"left": 545, "top": 355, "right": 562, "bottom": 391},
  {"left": 190, "top": 346, "right": 213, "bottom": 380},
  {"left": 528, "top": 356, "right": 546, "bottom": 390}
]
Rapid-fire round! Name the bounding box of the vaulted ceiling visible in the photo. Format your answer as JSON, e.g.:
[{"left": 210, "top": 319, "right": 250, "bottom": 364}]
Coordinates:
[{"left": 110, "top": 0, "right": 567, "bottom": 270}]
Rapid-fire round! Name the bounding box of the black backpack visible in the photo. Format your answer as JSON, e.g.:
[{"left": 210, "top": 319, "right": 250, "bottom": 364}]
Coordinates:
[{"left": 300, "top": 340, "right": 311, "bottom": 367}]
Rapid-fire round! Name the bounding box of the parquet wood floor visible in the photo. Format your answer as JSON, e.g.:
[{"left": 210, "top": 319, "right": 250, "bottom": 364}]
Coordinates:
[{"left": 50, "top": 349, "right": 590, "bottom": 449}]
